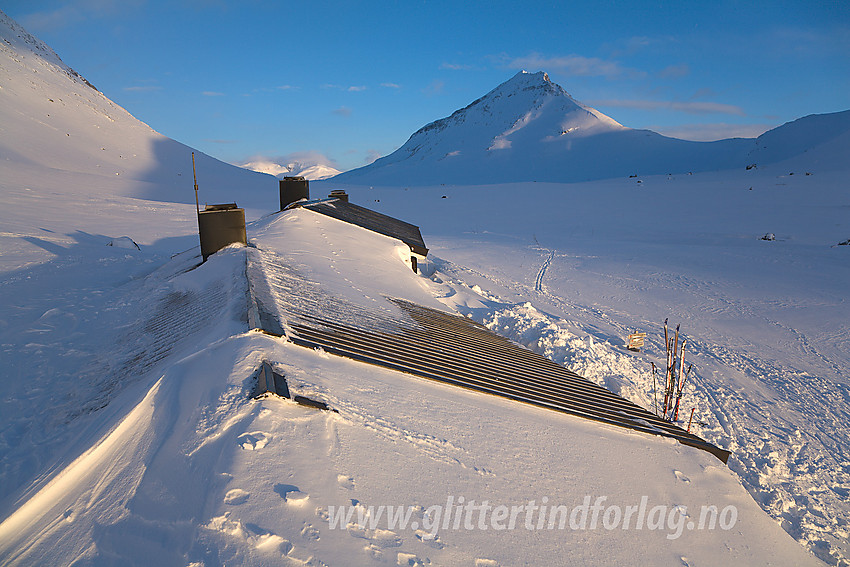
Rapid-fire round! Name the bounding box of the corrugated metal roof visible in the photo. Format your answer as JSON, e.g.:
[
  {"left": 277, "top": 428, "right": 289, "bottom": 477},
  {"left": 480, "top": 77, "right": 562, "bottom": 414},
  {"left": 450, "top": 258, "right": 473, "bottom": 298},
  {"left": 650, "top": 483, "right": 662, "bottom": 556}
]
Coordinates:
[
  {"left": 248, "top": 248, "right": 731, "bottom": 463},
  {"left": 299, "top": 198, "right": 428, "bottom": 256}
]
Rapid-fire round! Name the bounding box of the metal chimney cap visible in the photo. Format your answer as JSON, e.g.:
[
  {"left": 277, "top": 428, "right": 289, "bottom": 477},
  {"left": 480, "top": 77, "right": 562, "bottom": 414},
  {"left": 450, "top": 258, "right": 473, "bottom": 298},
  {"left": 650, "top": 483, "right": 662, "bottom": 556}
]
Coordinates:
[
  {"left": 204, "top": 203, "right": 238, "bottom": 211},
  {"left": 283, "top": 176, "right": 306, "bottom": 181}
]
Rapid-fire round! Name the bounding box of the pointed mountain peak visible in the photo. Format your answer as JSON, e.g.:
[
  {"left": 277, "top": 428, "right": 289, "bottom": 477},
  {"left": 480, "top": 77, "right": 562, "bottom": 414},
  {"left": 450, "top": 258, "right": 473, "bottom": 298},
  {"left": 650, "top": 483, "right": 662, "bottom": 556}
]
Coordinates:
[
  {"left": 494, "top": 69, "right": 565, "bottom": 97},
  {"left": 402, "top": 70, "right": 623, "bottom": 151}
]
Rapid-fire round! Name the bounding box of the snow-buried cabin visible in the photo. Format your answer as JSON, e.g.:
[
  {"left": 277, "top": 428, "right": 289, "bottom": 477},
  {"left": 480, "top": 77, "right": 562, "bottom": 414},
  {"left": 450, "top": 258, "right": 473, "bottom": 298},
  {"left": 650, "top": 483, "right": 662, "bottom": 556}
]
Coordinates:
[{"left": 206, "top": 178, "right": 731, "bottom": 464}]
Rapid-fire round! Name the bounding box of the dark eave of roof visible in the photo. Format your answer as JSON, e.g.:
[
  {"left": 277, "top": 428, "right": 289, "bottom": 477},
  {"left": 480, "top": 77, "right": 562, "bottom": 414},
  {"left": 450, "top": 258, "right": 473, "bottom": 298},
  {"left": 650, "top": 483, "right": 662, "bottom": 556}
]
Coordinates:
[{"left": 299, "top": 198, "right": 428, "bottom": 256}]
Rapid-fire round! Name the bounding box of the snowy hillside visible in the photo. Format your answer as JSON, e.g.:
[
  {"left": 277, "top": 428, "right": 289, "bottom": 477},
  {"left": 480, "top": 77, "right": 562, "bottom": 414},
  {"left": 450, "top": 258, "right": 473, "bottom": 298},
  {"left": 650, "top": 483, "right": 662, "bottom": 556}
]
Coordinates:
[
  {"left": 2, "top": 9, "right": 849, "bottom": 566},
  {"left": 334, "top": 71, "right": 850, "bottom": 186},
  {"left": 0, "top": 9, "right": 274, "bottom": 212}
]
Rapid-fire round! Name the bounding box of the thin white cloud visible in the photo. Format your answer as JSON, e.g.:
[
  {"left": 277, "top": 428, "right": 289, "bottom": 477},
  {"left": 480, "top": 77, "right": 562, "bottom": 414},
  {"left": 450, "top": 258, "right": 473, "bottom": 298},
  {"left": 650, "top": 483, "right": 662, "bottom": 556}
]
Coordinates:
[
  {"left": 364, "top": 150, "right": 381, "bottom": 164},
  {"left": 690, "top": 87, "right": 716, "bottom": 100},
  {"left": 381, "top": 83, "right": 401, "bottom": 89},
  {"left": 505, "top": 52, "right": 638, "bottom": 78},
  {"left": 659, "top": 64, "right": 689, "bottom": 79},
  {"left": 653, "top": 123, "right": 774, "bottom": 141},
  {"left": 440, "top": 63, "right": 472, "bottom": 71},
  {"left": 202, "top": 91, "right": 225, "bottom": 97},
  {"left": 18, "top": 0, "right": 143, "bottom": 31},
  {"left": 423, "top": 80, "right": 445, "bottom": 96},
  {"left": 123, "top": 85, "right": 162, "bottom": 92},
  {"left": 276, "top": 85, "right": 298, "bottom": 91},
  {"left": 591, "top": 99, "right": 745, "bottom": 116},
  {"left": 322, "top": 84, "right": 367, "bottom": 92},
  {"left": 606, "top": 35, "right": 676, "bottom": 58},
  {"left": 332, "top": 106, "right": 352, "bottom": 117}
]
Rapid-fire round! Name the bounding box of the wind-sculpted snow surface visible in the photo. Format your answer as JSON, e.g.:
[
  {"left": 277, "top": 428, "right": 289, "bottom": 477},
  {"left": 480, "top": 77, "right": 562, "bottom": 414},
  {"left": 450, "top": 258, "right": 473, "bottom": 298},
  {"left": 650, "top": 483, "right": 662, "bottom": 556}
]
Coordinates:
[{"left": 0, "top": 244, "right": 251, "bottom": 511}]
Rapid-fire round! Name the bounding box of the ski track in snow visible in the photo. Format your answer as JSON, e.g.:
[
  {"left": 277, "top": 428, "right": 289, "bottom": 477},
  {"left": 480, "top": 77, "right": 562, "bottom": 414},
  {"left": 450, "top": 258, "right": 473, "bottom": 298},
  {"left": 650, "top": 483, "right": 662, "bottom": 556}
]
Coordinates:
[
  {"left": 432, "top": 256, "right": 850, "bottom": 566},
  {"left": 534, "top": 249, "right": 555, "bottom": 292}
]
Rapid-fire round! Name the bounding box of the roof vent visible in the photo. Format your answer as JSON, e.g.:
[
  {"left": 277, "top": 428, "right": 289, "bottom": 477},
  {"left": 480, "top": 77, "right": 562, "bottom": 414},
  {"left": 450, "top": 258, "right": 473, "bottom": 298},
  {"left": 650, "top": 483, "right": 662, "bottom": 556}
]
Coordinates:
[{"left": 328, "top": 189, "right": 349, "bottom": 202}]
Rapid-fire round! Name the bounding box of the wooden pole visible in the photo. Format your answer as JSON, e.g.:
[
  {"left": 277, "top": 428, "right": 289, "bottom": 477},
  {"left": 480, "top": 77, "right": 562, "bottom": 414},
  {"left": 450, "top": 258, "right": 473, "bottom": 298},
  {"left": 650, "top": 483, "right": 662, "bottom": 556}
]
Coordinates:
[
  {"left": 192, "top": 152, "right": 200, "bottom": 216},
  {"left": 651, "top": 362, "right": 658, "bottom": 415}
]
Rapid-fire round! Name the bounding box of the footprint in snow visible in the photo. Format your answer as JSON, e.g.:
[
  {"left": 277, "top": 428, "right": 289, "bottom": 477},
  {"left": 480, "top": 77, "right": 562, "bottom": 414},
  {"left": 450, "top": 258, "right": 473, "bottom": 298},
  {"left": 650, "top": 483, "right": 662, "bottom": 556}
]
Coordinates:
[
  {"left": 237, "top": 431, "right": 270, "bottom": 450},
  {"left": 364, "top": 543, "right": 383, "bottom": 560},
  {"left": 674, "top": 470, "right": 691, "bottom": 484},
  {"left": 348, "top": 526, "right": 402, "bottom": 548},
  {"left": 223, "top": 488, "right": 250, "bottom": 505},
  {"left": 274, "top": 483, "right": 309, "bottom": 504},
  {"left": 415, "top": 529, "right": 444, "bottom": 549},
  {"left": 337, "top": 474, "right": 355, "bottom": 489},
  {"left": 300, "top": 523, "right": 320, "bottom": 541},
  {"left": 397, "top": 552, "right": 427, "bottom": 566}
]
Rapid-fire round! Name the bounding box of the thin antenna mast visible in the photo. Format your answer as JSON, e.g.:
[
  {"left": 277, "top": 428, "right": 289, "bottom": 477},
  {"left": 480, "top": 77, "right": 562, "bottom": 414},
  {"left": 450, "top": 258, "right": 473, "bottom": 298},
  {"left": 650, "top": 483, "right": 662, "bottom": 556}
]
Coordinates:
[{"left": 192, "top": 152, "right": 200, "bottom": 215}]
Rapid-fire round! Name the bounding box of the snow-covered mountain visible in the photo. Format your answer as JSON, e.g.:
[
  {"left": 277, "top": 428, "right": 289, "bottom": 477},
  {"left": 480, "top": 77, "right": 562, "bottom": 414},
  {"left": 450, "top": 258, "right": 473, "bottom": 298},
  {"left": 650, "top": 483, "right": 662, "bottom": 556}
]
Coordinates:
[
  {"left": 333, "top": 71, "right": 850, "bottom": 185},
  {"left": 237, "top": 157, "right": 342, "bottom": 180}
]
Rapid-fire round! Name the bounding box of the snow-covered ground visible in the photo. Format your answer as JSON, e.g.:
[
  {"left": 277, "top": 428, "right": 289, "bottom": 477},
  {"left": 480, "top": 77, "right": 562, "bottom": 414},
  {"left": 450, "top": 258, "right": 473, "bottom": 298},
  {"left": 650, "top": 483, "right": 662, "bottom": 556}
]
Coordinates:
[
  {"left": 320, "top": 160, "right": 850, "bottom": 564},
  {"left": 0, "top": 208, "right": 825, "bottom": 566},
  {"left": 2, "top": 8, "right": 848, "bottom": 566}
]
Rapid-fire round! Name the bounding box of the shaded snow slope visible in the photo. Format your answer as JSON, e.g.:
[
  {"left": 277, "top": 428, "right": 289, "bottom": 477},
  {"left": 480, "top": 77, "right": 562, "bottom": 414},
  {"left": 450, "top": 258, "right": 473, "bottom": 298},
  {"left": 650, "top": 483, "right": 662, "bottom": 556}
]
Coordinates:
[
  {"left": 333, "top": 71, "right": 849, "bottom": 186},
  {"left": 0, "top": 9, "right": 275, "bottom": 213},
  {"left": 0, "top": 211, "right": 821, "bottom": 566},
  {"left": 746, "top": 110, "right": 850, "bottom": 171}
]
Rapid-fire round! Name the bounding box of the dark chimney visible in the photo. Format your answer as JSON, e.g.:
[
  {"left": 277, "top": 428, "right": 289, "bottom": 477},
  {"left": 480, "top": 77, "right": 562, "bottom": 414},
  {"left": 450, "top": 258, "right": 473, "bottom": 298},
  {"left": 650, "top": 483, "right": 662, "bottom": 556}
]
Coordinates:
[
  {"left": 280, "top": 176, "right": 309, "bottom": 210},
  {"left": 198, "top": 203, "right": 247, "bottom": 261}
]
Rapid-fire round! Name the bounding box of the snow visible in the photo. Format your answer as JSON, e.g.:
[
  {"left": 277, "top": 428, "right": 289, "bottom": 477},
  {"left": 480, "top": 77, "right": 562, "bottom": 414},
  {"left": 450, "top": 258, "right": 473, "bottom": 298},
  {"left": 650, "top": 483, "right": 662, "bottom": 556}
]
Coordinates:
[
  {"left": 321, "top": 160, "right": 850, "bottom": 563},
  {"left": 0, "top": 252, "right": 823, "bottom": 564},
  {"left": 1, "top": 9, "right": 848, "bottom": 566}
]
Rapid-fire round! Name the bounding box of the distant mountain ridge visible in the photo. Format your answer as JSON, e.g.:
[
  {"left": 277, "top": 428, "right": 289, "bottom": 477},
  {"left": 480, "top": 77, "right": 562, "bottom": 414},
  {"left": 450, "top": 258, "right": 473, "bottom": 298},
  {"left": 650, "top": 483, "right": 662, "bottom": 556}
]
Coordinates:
[
  {"left": 237, "top": 158, "right": 342, "bottom": 180},
  {"left": 334, "top": 71, "right": 850, "bottom": 186}
]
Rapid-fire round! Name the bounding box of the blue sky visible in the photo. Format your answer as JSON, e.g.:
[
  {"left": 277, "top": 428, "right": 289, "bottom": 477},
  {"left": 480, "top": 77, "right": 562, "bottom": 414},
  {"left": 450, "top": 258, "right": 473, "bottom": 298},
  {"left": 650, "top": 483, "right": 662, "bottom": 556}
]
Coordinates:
[{"left": 5, "top": 0, "right": 849, "bottom": 172}]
